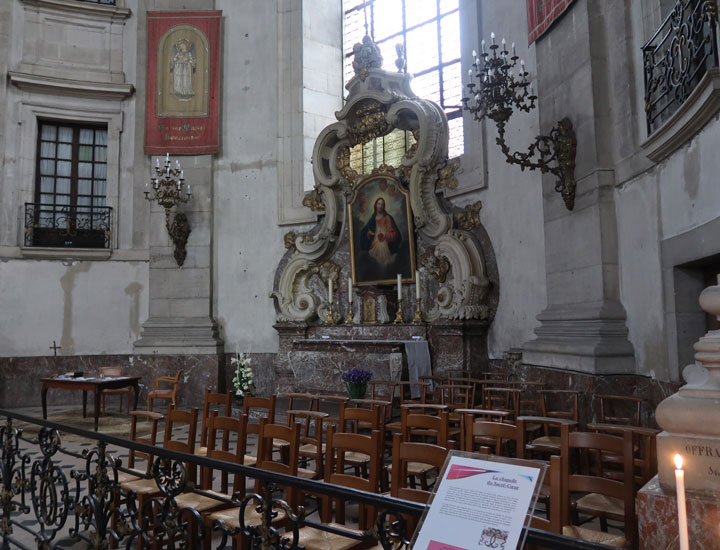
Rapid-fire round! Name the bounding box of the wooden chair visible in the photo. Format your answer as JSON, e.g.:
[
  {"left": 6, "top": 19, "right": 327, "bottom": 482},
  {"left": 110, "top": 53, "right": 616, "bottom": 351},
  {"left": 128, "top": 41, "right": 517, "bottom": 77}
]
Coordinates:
[
  {"left": 242, "top": 394, "right": 277, "bottom": 467},
  {"left": 521, "top": 416, "right": 578, "bottom": 457},
  {"left": 207, "top": 416, "right": 296, "bottom": 550},
  {"left": 588, "top": 422, "right": 660, "bottom": 488},
  {"left": 462, "top": 418, "right": 526, "bottom": 458},
  {"left": 290, "top": 410, "right": 328, "bottom": 479},
  {"left": 368, "top": 381, "right": 399, "bottom": 426},
  {"left": 297, "top": 426, "right": 382, "bottom": 550},
  {"left": 119, "top": 405, "right": 198, "bottom": 550},
  {"left": 117, "top": 410, "right": 164, "bottom": 484},
  {"left": 196, "top": 389, "right": 233, "bottom": 458},
  {"left": 386, "top": 408, "right": 450, "bottom": 491},
  {"left": 597, "top": 395, "right": 643, "bottom": 426},
  {"left": 528, "top": 455, "right": 562, "bottom": 536},
  {"left": 483, "top": 387, "right": 521, "bottom": 420},
  {"left": 525, "top": 390, "right": 579, "bottom": 455},
  {"left": 455, "top": 408, "right": 512, "bottom": 450},
  {"left": 560, "top": 425, "right": 636, "bottom": 549},
  {"left": 390, "top": 434, "right": 449, "bottom": 533},
  {"left": 146, "top": 371, "right": 182, "bottom": 412},
  {"left": 99, "top": 366, "right": 133, "bottom": 414},
  {"left": 419, "top": 375, "right": 447, "bottom": 403},
  {"left": 339, "top": 401, "right": 384, "bottom": 486}
]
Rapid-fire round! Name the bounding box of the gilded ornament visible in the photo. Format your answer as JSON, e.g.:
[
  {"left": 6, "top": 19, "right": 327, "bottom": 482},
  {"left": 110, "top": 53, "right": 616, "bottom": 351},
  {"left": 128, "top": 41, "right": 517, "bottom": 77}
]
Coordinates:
[
  {"left": 370, "top": 164, "right": 396, "bottom": 177},
  {"left": 337, "top": 148, "right": 359, "bottom": 183},
  {"left": 352, "top": 35, "right": 383, "bottom": 81},
  {"left": 437, "top": 159, "right": 460, "bottom": 190},
  {"left": 283, "top": 231, "right": 297, "bottom": 250},
  {"left": 453, "top": 201, "right": 483, "bottom": 230},
  {"left": 317, "top": 260, "right": 341, "bottom": 286},
  {"left": 420, "top": 249, "right": 451, "bottom": 283},
  {"left": 302, "top": 189, "right": 325, "bottom": 212},
  {"left": 347, "top": 101, "right": 389, "bottom": 146}
]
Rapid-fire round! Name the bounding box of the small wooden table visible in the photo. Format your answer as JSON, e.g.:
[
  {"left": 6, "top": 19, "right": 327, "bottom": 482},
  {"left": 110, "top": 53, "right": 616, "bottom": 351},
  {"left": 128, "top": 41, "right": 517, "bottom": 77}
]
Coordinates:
[{"left": 41, "top": 376, "right": 141, "bottom": 431}]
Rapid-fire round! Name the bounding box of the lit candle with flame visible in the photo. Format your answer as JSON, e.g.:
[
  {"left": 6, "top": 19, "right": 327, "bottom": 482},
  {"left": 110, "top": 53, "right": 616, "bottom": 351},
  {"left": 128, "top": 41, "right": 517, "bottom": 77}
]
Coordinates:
[{"left": 674, "top": 454, "right": 689, "bottom": 550}]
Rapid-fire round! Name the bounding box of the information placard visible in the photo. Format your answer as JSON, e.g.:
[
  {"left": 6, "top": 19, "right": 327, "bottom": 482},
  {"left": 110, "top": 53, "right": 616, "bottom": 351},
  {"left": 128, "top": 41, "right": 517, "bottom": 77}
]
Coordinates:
[{"left": 413, "top": 453, "right": 545, "bottom": 550}]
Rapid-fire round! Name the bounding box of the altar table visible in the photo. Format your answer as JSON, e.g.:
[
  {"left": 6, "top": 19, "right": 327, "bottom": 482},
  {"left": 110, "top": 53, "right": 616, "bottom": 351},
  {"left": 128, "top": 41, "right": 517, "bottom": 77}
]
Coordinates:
[{"left": 40, "top": 376, "right": 141, "bottom": 431}]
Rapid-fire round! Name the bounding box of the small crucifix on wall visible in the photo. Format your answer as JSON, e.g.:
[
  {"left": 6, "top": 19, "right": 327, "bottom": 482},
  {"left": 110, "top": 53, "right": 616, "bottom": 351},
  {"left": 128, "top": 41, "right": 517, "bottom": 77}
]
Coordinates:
[{"left": 49, "top": 340, "right": 61, "bottom": 357}]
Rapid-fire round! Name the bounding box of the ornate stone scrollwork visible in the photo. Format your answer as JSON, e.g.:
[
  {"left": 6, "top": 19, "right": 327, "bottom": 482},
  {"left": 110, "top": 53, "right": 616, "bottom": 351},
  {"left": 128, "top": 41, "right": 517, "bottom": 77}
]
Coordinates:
[
  {"left": 352, "top": 35, "right": 384, "bottom": 81},
  {"left": 272, "top": 35, "right": 494, "bottom": 324}
]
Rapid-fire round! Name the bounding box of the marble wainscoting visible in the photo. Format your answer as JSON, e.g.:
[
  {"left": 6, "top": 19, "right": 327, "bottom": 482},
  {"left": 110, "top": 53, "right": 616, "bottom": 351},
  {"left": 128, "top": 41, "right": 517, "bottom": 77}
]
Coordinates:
[
  {"left": 0, "top": 354, "right": 225, "bottom": 410},
  {"left": 637, "top": 476, "right": 720, "bottom": 549},
  {"left": 487, "top": 358, "right": 679, "bottom": 428},
  {"left": 273, "top": 319, "right": 489, "bottom": 394}
]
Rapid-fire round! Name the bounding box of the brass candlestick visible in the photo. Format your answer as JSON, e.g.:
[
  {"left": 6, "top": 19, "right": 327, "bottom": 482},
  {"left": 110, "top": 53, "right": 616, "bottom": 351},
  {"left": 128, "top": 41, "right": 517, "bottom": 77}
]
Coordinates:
[
  {"left": 394, "top": 299, "right": 404, "bottom": 324},
  {"left": 326, "top": 302, "right": 335, "bottom": 325},
  {"left": 413, "top": 297, "right": 423, "bottom": 323},
  {"left": 346, "top": 302, "right": 355, "bottom": 324}
]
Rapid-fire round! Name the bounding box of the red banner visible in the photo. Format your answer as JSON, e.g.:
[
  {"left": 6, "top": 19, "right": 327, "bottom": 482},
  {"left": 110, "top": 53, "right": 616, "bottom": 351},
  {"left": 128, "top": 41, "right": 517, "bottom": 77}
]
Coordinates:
[
  {"left": 527, "top": 0, "right": 576, "bottom": 44},
  {"left": 145, "top": 11, "right": 222, "bottom": 155}
]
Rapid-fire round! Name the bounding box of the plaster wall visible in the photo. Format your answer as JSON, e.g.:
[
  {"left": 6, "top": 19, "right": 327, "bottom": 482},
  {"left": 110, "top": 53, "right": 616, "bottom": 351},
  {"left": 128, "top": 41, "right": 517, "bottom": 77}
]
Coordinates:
[
  {"left": 454, "top": 0, "right": 547, "bottom": 361},
  {"left": 0, "top": 259, "right": 148, "bottom": 356}
]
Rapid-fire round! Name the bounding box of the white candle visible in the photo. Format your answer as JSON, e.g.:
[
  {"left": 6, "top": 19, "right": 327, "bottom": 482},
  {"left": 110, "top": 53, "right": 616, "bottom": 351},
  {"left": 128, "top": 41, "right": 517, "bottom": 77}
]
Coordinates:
[
  {"left": 328, "top": 278, "right": 333, "bottom": 304},
  {"left": 186, "top": 183, "right": 190, "bottom": 194},
  {"left": 155, "top": 158, "right": 160, "bottom": 168},
  {"left": 674, "top": 454, "right": 689, "bottom": 550},
  {"left": 491, "top": 32, "right": 495, "bottom": 44},
  {"left": 348, "top": 277, "right": 353, "bottom": 303},
  {"left": 166, "top": 152, "right": 170, "bottom": 162},
  {"left": 180, "top": 170, "right": 184, "bottom": 180},
  {"left": 415, "top": 270, "right": 420, "bottom": 300},
  {"left": 397, "top": 274, "right": 402, "bottom": 301},
  {"left": 481, "top": 40, "right": 486, "bottom": 54}
]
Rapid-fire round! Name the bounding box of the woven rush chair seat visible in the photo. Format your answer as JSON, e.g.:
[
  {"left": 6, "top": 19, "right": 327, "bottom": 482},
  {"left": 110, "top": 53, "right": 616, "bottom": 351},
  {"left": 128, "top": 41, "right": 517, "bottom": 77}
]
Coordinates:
[
  {"left": 146, "top": 371, "right": 182, "bottom": 412},
  {"left": 561, "top": 526, "right": 626, "bottom": 548},
  {"left": 575, "top": 493, "right": 625, "bottom": 516},
  {"left": 295, "top": 524, "right": 370, "bottom": 550},
  {"left": 209, "top": 505, "right": 288, "bottom": 530}
]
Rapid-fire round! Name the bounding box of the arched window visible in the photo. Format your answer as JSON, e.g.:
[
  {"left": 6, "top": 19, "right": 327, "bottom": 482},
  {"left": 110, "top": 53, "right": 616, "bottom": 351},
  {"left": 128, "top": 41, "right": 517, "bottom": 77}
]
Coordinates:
[{"left": 343, "top": 0, "right": 463, "bottom": 173}]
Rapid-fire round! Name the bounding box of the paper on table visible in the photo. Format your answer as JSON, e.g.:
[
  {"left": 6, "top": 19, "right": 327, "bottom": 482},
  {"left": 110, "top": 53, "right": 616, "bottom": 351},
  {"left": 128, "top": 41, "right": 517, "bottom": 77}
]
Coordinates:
[{"left": 413, "top": 455, "right": 542, "bottom": 550}]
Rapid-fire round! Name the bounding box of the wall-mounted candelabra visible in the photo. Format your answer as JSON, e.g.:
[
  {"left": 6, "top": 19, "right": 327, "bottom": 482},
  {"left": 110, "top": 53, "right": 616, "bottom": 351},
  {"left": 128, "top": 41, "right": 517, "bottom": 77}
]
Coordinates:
[
  {"left": 145, "top": 153, "right": 192, "bottom": 266},
  {"left": 463, "top": 33, "right": 577, "bottom": 210}
]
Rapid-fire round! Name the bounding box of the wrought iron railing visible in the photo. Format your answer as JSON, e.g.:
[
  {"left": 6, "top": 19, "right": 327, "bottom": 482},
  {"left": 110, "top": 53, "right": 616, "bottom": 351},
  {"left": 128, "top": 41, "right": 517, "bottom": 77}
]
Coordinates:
[
  {"left": 75, "top": 0, "right": 116, "bottom": 4},
  {"left": 0, "top": 410, "right": 616, "bottom": 550},
  {"left": 24, "top": 203, "right": 112, "bottom": 249},
  {"left": 643, "top": 0, "right": 719, "bottom": 135}
]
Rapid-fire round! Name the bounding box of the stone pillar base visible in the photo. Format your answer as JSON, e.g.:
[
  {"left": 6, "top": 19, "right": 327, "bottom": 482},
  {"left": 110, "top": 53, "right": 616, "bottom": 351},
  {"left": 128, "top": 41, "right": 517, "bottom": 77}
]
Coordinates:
[
  {"left": 522, "top": 301, "right": 635, "bottom": 374},
  {"left": 134, "top": 316, "right": 223, "bottom": 355},
  {"left": 637, "top": 475, "right": 720, "bottom": 550}
]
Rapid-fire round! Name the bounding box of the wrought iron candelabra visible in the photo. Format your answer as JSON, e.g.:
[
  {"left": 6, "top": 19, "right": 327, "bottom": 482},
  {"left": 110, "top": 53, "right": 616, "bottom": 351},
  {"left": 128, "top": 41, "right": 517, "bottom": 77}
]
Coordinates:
[
  {"left": 145, "top": 153, "right": 192, "bottom": 266},
  {"left": 463, "top": 34, "right": 577, "bottom": 210}
]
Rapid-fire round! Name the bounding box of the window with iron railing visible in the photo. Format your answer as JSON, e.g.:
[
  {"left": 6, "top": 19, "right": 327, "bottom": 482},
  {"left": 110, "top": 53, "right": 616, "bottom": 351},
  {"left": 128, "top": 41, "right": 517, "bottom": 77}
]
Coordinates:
[
  {"left": 28, "top": 121, "right": 112, "bottom": 248},
  {"left": 643, "top": 0, "right": 719, "bottom": 135},
  {"left": 343, "top": 0, "right": 463, "bottom": 174}
]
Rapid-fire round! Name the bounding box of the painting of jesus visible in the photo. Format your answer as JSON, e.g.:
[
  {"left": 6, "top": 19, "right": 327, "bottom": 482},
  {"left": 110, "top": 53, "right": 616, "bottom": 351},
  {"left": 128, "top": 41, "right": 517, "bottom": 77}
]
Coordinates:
[{"left": 348, "top": 175, "right": 416, "bottom": 286}]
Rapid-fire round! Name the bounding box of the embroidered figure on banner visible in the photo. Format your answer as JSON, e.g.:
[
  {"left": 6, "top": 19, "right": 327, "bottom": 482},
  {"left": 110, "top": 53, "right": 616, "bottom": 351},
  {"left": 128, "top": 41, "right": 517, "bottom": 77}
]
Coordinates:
[{"left": 170, "top": 38, "right": 196, "bottom": 100}]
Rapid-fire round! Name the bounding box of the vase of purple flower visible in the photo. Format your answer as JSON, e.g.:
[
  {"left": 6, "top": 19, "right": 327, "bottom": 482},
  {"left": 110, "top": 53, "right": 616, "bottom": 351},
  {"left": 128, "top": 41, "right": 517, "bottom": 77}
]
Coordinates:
[{"left": 341, "top": 368, "right": 373, "bottom": 399}]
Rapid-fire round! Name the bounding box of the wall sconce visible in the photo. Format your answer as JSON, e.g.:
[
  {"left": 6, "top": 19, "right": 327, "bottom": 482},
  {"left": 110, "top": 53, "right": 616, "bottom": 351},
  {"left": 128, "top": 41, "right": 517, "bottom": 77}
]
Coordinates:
[
  {"left": 463, "top": 33, "right": 577, "bottom": 210},
  {"left": 145, "top": 153, "right": 192, "bottom": 266}
]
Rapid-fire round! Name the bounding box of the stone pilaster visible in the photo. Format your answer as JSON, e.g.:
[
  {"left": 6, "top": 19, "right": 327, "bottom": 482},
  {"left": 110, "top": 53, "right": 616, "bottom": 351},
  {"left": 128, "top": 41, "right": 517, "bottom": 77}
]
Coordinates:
[{"left": 521, "top": 1, "right": 634, "bottom": 374}]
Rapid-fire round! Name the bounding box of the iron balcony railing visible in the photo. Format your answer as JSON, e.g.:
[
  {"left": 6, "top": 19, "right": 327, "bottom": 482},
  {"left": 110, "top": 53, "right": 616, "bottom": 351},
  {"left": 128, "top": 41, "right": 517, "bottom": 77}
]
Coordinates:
[
  {"left": 643, "top": 0, "right": 719, "bottom": 135},
  {"left": 24, "top": 202, "right": 112, "bottom": 249},
  {"left": 0, "top": 409, "right": 616, "bottom": 550}
]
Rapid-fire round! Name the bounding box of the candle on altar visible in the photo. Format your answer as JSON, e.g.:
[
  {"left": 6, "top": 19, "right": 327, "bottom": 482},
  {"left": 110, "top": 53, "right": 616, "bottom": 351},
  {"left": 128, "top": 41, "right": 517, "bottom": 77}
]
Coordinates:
[
  {"left": 415, "top": 270, "right": 420, "bottom": 300},
  {"left": 328, "top": 278, "right": 333, "bottom": 304},
  {"left": 397, "top": 274, "right": 402, "bottom": 301},
  {"left": 348, "top": 277, "right": 353, "bottom": 303},
  {"left": 674, "top": 454, "right": 689, "bottom": 550}
]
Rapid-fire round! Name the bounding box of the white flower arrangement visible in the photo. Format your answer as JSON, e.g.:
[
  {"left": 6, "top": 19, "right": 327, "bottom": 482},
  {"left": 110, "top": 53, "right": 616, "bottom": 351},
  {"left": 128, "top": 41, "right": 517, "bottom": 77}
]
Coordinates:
[{"left": 230, "top": 352, "right": 255, "bottom": 398}]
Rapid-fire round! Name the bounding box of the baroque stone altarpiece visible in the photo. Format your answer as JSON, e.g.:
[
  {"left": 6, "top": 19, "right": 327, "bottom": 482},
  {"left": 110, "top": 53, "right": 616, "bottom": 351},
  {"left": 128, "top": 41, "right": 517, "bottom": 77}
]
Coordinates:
[{"left": 270, "top": 38, "right": 498, "bottom": 387}]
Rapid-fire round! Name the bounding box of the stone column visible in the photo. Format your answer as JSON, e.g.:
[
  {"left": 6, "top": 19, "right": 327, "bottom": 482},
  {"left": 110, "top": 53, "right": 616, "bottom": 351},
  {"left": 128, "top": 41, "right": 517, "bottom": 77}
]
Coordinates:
[{"left": 521, "top": 1, "right": 634, "bottom": 374}]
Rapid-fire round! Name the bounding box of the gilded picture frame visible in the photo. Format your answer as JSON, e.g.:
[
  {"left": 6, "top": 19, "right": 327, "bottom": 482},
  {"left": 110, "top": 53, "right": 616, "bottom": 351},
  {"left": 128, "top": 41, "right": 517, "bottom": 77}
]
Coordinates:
[{"left": 348, "top": 175, "right": 416, "bottom": 286}]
